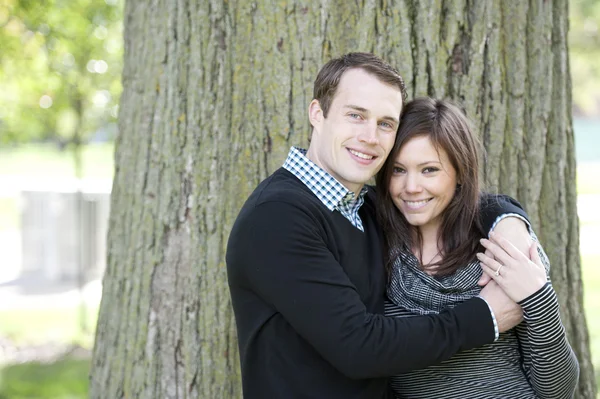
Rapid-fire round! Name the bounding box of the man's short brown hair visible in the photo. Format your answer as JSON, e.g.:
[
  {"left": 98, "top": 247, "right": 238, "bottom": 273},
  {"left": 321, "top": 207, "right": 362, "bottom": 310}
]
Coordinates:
[{"left": 313, "top": 52, "right": 407, "bottom": 118}]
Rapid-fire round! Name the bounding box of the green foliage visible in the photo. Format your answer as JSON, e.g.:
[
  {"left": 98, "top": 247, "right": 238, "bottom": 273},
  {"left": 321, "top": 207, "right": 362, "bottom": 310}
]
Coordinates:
[
  {"left": 570, "top": 0, "right": 600, "bottom": 116},
  {"left": 0, "top": 0, "right": 123, "bottom": 144},
  {"left": 0, "top": 358, "right": 89, "bottom": 399},
  {"left": 0, "top": 0, "right": 597, "bottom": 143}
]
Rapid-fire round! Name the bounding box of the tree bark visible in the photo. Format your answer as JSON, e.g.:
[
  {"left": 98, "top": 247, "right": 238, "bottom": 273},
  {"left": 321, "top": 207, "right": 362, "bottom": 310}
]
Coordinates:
[{"left": 90, "top": 0, "right": 596, "bottom": 398}]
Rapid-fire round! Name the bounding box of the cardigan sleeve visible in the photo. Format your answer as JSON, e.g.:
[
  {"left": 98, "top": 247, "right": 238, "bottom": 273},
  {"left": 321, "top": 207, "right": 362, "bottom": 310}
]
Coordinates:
[
  {"left": 228, "top": 199, "right": 496, "bottom": 378},
  {"left": 479, "top": 193, "right": 530, "bottom": 233},
  {"left": 515, "top": 240, "right": 579, "bottom": 399}
]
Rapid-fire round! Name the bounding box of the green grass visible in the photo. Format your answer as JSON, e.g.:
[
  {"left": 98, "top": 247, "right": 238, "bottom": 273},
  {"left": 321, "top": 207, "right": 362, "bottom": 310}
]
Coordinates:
[
  {"left": 0, "top": 142, "right": 114, "bottom": 230},
  {"left": 0, "top": 306, "right": 99, "bottom": 347},
  {"left": 0, "top": 306, "right": 98, "bottom": 398},
  {"left": 0, "top": 358, "right": 89, "bottom": 399},
  {"left": 0, "top": 143, "right": 114, "bottom": 180}
]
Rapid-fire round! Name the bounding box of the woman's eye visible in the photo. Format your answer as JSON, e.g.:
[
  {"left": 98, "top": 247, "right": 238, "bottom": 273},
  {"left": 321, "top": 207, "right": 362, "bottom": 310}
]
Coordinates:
[
  {"left": 393, "top": 167, "right": 405, "bottom": 174},
  {"left": 423, "top": 167, "right": 439, "bottom": 174}
]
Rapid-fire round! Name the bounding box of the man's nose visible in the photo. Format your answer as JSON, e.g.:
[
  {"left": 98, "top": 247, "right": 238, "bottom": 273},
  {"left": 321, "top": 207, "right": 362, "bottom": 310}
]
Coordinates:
[{"left": 357, "top": 121, "right": 379, "bottom": 145}]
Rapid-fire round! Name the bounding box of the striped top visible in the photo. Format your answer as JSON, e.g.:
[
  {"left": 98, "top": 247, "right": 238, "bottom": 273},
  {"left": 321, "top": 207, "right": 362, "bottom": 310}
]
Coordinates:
[{"left": 385, "top": 236, "right": 579, "bottom": 399}]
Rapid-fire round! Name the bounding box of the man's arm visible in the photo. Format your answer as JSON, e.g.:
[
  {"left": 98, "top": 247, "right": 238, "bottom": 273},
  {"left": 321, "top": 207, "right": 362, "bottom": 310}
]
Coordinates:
[
  {"left": 492, "top": 217, "right": 531, "bottom": 254},
  {"left": 479, "top": 193, "right": 530, "bottom": 236},
  {"left": 228, "top": 200, "right": 494, "bottom": 379}
]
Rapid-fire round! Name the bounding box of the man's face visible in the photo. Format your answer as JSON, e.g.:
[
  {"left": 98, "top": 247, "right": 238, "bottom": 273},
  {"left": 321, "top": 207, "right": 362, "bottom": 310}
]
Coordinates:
[{"left": 306, "top": 68, "right": 403, "bottom": 195}]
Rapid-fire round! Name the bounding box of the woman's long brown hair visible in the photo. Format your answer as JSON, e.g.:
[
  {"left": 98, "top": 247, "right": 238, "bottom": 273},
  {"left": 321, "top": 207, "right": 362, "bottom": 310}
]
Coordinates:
[{"left": 376, "top": 97, "right": 485, "bottom": 277}]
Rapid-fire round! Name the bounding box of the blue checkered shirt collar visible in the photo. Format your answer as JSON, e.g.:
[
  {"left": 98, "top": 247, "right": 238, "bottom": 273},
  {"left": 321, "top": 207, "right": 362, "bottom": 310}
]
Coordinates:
[{"left": 282, "top": 146, "right": 369, "bottom": 231}]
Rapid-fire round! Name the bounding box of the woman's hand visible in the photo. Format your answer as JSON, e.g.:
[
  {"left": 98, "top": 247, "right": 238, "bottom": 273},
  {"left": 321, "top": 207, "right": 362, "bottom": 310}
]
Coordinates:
[
  {"left": 477, "top": 216, "right": 531, "bottom": 287},
  {"left": 477, "top": 231, "right": 547, "bottom": 303}
]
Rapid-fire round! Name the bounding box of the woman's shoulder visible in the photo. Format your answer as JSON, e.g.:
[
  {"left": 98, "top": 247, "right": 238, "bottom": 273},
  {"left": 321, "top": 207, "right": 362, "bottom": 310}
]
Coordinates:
[
  {"left": 478, "top": 192, "right": 529, "bottom": 233},
  {"left": 479, "top": 192, "right": 525, "bottom": 210}
]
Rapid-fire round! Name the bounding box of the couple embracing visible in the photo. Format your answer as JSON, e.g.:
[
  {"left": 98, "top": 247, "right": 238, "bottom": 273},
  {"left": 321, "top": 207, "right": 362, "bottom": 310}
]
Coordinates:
[{"left": 227, "top": 53, "right": 579, "bottom": 399}]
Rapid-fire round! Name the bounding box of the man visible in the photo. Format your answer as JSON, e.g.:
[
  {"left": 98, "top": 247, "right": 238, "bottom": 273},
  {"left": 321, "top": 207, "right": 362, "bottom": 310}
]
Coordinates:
[{"left": 226, "top": 53, "right": 527, "bottom": 398}]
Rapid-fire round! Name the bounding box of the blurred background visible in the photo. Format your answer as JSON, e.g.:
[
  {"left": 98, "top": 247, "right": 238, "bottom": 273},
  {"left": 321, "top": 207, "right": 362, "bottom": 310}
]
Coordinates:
[{"left": 0, "top": 0, "right": 598, "bottom": 397}]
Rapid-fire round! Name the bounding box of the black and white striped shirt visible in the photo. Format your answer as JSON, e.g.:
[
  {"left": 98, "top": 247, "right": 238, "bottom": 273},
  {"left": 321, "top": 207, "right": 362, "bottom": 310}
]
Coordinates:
[{"left": 385, "top": 239, "right": 579, "bottom": 399}]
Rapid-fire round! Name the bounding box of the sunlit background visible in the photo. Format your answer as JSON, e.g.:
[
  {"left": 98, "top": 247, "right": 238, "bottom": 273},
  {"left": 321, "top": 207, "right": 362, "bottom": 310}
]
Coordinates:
[{"left": 0, "top": 0, "right": 598, "bottom": 397}]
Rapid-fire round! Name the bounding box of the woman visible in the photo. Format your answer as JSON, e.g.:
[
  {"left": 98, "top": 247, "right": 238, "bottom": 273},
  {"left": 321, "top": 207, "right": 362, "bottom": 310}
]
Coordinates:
[{"left": 376, "top": 97, "right": 579, "bottom": 399}]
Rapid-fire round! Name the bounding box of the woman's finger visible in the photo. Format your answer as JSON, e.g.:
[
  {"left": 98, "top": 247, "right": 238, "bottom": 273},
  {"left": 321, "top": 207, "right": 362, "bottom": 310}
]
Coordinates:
[
  {"left": 478, "top": 271, "right": 493, "bottom": 286},
  {"left": 480, "top": 263, "right": 498, "bottom": 282},
  {"left": 477, "top": 252, "right": 505, "bottom": 278},
  {"left": 479, "top": 238, "right": 516, "bottom": 268},
  {"left": 479, "top": 238, "right": 548, "bottom": 303},
  {"left": 529, "top": 241, "right": 544, "bottom": 269}
]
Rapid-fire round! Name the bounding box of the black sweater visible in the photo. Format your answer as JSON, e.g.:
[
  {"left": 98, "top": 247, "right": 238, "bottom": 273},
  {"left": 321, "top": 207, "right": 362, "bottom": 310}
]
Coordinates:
[{"left": 226, "top": 168, "right": 527, "bottom": 398}]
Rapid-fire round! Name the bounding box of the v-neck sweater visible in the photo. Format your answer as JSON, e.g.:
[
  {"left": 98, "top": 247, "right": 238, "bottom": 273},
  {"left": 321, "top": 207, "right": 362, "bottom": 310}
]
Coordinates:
[{"left": 226, "top": 168, "right": 525, "bottom": 398}]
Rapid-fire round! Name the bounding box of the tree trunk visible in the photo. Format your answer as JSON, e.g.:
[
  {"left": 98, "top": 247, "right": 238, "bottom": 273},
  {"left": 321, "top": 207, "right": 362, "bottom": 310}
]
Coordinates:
[{"left": 90, "top": 0, "right": 596, "bottom": 397}]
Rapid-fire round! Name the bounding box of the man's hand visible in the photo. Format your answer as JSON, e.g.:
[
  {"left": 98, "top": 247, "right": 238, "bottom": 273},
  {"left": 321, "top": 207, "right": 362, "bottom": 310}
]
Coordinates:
[{"left": 479, "top": 280, "right": 523, "bottom": 332}]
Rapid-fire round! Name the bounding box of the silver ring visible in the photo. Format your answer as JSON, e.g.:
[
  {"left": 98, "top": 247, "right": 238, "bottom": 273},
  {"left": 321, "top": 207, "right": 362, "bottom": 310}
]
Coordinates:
[{"left": 494, "top": 265, "right": 503, "bottom": 277}]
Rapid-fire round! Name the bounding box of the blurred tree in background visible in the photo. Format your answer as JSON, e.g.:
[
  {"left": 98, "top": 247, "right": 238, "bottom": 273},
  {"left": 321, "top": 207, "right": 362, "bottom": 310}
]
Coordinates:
[
  {"left": 88, "top": 0, "right": 596, "bottom": 397},
  {"left": 570, "top": 0, "right": 600, "bottom": 116},
  {"left": 0, "top": 0, "right": 123, "bottom": 146}
]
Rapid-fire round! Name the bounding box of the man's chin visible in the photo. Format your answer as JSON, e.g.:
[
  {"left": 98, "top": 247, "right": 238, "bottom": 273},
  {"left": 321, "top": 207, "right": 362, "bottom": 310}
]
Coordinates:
[{"left": 344, "top": 174, "right": 376, "bottom": 188}]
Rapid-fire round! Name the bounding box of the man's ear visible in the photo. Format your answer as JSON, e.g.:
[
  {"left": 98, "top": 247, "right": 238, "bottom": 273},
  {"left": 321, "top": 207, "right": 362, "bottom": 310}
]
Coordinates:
[{"left": 308, "top": 99, "right": 323, "bottom": 129}]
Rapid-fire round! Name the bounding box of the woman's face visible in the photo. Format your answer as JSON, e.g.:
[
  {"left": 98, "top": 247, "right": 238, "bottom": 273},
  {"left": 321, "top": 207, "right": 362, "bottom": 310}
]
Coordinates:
[{"left": 389, "top": 135, "right": 458, "bottom": 233}]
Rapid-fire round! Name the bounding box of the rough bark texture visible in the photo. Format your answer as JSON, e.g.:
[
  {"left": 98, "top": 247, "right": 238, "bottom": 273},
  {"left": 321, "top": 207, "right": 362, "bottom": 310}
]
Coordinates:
[{"left": 90, "top": 0, "right": 596, "bottom": 398}]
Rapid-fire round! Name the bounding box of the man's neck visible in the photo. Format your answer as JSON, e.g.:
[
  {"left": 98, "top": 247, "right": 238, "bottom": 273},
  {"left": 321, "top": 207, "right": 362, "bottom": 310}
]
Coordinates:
[{"left": 304, "top": 148, "right": 364, "bottom": 196}]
